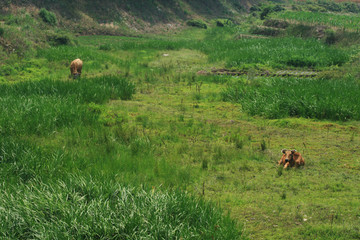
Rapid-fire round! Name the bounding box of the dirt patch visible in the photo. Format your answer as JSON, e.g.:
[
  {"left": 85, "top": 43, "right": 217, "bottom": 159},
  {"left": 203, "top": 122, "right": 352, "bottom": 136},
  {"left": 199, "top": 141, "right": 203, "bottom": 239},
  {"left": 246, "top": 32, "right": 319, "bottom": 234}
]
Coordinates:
[{"left": 200, "top": 68, "right": 319, "bottom": 78}]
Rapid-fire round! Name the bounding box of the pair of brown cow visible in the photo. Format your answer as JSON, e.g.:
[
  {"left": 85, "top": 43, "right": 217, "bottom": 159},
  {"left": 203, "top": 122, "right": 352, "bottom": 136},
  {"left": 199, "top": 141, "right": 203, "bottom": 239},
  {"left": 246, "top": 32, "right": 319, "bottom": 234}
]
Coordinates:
[
  {"left": 70, "top": 58, "right": 305, "bottom": 170},
  {"left": 278, "top": 149, "right": 305, "bottom": 169}
]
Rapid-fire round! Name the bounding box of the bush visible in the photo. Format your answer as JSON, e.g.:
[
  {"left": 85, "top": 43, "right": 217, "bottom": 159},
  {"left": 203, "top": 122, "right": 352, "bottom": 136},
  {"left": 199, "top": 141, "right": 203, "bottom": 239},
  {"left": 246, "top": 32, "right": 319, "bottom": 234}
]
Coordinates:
[
  {"left": 286, "top": 24, "right": 316, "bottom": 38},
  {"left": 250, "top": 26, "right": 281, "bottom": 36},
  {"left": 342, "top": 2, "right": 360, "bottom": 13},
  {"left": 318, "top": 0, "right": 343, "bottom": 12},
  {"left": 325, "top": 30, "right": 337, "bottom": 45},
  {"left": 260, "top": 5, "right": 285, "bottom": 20},
  {"left": 306, "top": 5, "right": 327, "bottom": 12},
  {"left": 283, "top": 57, "right": 316, "bottom": 67},
  {"left": 0, "top": 27, "right": 4, "bottom": 37},
  {"left": 215, "top": 19, "right": 233, "bottom": 27},
  {"left": 46, "top": 33, "right": 72, "bottom": 46},
  {"left": 186, "top": 19, "right": 207, "bottom": 29},
  {"left": 99, "top": 44, "right": 112, "bottom": 51},
  {"left": 273, "top": 5, "right": 285, "bottom": 12},
  {"left": 39, "top": 8, "right": 57, "bottom": 26},
  {"left": 260, "top": 7, "right": 272, "bottom": 20},
  {"left": 250, "top": 5, "right": 261, "bottom": 12}
]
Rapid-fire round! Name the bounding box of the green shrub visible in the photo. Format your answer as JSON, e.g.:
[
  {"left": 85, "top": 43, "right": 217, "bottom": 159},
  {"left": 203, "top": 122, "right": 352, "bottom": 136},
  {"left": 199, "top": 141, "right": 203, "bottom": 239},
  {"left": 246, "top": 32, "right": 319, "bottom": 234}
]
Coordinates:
[
  {"left": 0, "top": 27, "right": 4, "bottom": 37},
  {"left": 46, "top": 33, "right": 72, "bottom": 46},
  {"left": 260, "top": 5, "right": 285, "bottom": 20},
  {"left": 306, "top": 5, "right": 327, "bottom": 12},
  {"left": 39, "top": 8, "right": 57, "bottom": 26},
  {"left": 250, "top": 5, "right": 261, "bottom": 12},
  {"left": 0, "top": 65, "right": 16, "bottom": 76},
  {"left": 318, "top": 0, "right": 343, "bottom": 12},
  {"left": 260, "top": 7, "right": 273, "bottom": 20},
  {"left": 286, "top": 24, "right": 316, "bottom": 38},
  {"left": 99, "top": 44, "right": 112, "bottom": 51},
  {"left": 186, "top": 19, "right": 207, "bottom": 29},
  {"left": 325, "top": 29, "right": 337, "bottom": 45},
  {"left": 215, "top": 19, "right": 233, "bottom": 27},
  {"left": 342, "top": 2, "right": 360, "bottom": 13}
]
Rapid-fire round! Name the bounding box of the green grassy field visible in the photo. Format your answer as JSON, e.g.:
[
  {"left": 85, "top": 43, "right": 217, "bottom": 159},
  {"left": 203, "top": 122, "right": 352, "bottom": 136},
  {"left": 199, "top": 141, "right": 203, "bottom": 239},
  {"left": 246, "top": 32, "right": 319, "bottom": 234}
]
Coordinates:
[{"left": 1, "top": 19, "right": 360, "bottom": 239}]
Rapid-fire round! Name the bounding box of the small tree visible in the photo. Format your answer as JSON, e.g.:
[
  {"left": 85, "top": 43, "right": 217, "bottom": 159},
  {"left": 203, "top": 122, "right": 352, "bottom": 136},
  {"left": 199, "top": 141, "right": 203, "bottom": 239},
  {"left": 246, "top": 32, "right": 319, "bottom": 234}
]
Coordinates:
[{"left": 39, "top": 8, "right": 57, "bottom": 26}]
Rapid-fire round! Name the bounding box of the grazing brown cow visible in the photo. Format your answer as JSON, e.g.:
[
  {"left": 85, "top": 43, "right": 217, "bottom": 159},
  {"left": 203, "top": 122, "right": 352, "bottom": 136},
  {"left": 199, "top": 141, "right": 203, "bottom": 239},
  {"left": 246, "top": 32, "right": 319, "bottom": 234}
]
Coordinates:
[
  {"left": 70, "top": 58, "right": 83, "bottom": 79},
  {"left": 278, "top": 149, "right": 305, "bottom": 169}
]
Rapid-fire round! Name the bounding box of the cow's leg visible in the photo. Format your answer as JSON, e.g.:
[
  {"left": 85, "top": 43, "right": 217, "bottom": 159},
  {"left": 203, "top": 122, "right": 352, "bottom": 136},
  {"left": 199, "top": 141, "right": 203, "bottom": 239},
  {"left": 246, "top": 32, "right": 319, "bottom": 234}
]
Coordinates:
[{"left": 284, "top": 162, "right": 290, "bottom": 169}]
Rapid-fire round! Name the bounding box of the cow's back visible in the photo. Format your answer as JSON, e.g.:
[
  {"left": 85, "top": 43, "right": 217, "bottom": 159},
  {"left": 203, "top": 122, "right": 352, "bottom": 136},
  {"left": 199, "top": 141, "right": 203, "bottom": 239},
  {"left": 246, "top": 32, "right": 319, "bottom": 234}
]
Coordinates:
[
  {"left": 70, "top": 59, "right": 83, "bottom": 76},
  {"left": 293, "top": 152, "right": 305, "bottom": 166}
]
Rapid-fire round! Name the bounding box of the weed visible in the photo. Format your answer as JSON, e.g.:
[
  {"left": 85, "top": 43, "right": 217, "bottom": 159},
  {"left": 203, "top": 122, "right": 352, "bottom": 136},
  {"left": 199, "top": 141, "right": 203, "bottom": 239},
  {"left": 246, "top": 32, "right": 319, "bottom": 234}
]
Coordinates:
[
  {"left": 187, "top": 19, "right": 208, "bottom": 29},
  {"left": 277, "top": 166, "right": 283, "bottom": 177},
  {"left": 46, "top": 32, "right": 73, "bottom": 46},
  {"left": 260, "top": 139, "right": 267, "bottom": 151},
  {"left": 202, "top": 158, "right": 208, "bottom": 170},
  {"left": 99, "top": 44, "right": 112, "bottom": 51}
]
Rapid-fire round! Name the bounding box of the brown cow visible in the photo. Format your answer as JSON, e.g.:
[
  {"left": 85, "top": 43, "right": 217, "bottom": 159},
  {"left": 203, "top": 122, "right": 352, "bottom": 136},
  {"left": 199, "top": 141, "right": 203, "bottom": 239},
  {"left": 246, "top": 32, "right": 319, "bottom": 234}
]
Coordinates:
[
  {"left": 70, "top": 58, "right": 83, "bottom": 79},
  {"left": 278, "top": 149, "right": 305, "bottom": 169}
]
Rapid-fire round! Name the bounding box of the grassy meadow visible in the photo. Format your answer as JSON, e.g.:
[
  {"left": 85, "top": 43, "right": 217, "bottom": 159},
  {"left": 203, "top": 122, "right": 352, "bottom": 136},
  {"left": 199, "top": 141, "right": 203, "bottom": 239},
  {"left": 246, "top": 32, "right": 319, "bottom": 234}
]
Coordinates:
[{"left": 1, "top": 9, "right": 360, "bottom": 239}]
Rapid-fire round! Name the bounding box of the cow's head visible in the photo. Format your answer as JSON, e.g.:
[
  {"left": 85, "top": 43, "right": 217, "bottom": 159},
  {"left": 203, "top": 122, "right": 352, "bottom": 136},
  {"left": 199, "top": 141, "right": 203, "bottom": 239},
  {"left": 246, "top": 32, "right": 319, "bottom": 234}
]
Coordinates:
[
  {"left": 72, "top": 73, "right": 81, "bottom": 79},
  {"left": 281, "top": 149, "right": 296, "bottom": 163}
]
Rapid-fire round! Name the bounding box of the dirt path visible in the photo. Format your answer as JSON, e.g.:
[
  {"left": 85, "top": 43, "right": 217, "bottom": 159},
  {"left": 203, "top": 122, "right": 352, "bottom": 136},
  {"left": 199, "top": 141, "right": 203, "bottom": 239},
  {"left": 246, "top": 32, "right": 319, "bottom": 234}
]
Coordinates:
[{"left": 204, "top": 68, "right": 319, "bottom": 78}]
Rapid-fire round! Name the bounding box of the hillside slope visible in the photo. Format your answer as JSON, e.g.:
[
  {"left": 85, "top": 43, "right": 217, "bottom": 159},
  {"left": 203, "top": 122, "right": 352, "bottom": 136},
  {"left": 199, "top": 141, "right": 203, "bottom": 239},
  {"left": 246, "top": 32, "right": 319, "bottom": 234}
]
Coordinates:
[
  {"left": 1, "top": 0, "right": 251, "bottom": 25},
  {"left": 0, "top": 0, "right": 253, "bottom": 59}
]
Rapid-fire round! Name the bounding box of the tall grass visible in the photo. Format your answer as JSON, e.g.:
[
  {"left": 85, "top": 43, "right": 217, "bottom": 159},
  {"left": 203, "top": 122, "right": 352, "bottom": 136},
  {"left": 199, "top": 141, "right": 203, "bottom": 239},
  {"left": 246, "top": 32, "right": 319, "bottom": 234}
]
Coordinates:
[
  {"left": 0, "top": 176, "right": 243, "bottom": 239},
  {"left": 199, "top": 37, "right": 350, "bottom": 68},
  {"left": 273, "top": 11, "right": 360, "bottom": 31},
  {"left": 222, "top": 78, "right": 360, "bottom": 121},
  {"left": 0, "top": 137, "right": 70, "bottom": 183},
  {"left": 79, "top": 35, "right": 350, "bottom": 69},
  {"left": 0, "top": 95, "right": 97, "bottom": 136},
  {"left": 1, "top": 75, "right": 135, "bottom": 102},
  {"left": 0, "top": 76, "right": 135, "bottom": 136},
  {"left": 37, "top": 45, "right": 121, "bottom": 64}
]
